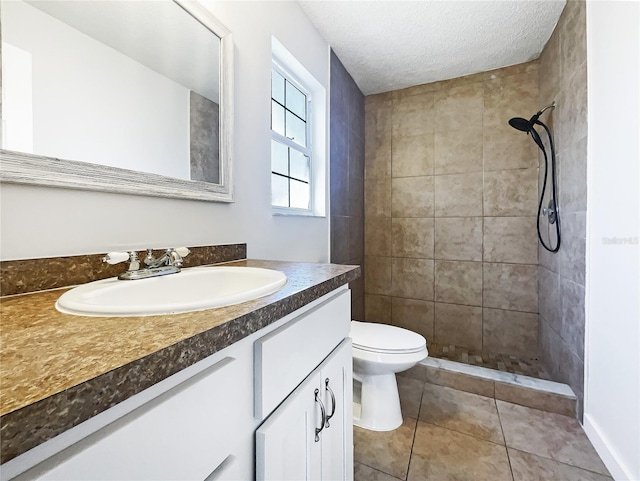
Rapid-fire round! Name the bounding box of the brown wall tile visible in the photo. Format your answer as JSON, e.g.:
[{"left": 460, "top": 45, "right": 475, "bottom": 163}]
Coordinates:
[
  {"left": 392, "top": 176, "right": 435, "bottom": 217},
  {"left": 483, "top": 168, "right": 538, "bottom": 216},
  {"left": 434, "top": 217, "right": 483, "bottom": 261},
  {"left": 434, "top": 302, "right": 483, "bottom": 351},
  {"left": 392, "top": 92, "right": 435, "bottom": 137},
  {"left": 391, "top": 297, "right": 435, "bottom": 342},
  {"left": 483, "top": 263, "right": 538, "bottom": 312},
  {"left": 365, "top": 177, "right": 392, "bottom": 218},
  {"left": 365, "top": 217, "right": 392, "bottom": 256},
  {"left": 364, "top": 97, "right": 392, "bottom": 178},
  {"left": 392, "top": 133, "right": 435, "bottom": 177},
  {"left": 434, "top": 82, "right": 484, "bottom": 132},
  {"left": 391, "top": 258, "right": 434, "bottom": 301},
  {"left": 483, "top": 217, "right": 538, "bottom": 264},
  {"left": 435, "top": 260, "right": 483, "bottom": 306},
  {"left": 434, "top": 127, "right": 483, "bottom": 175},
  {"left": 482, "top": 308, "right": 538, "bottom": 356},
  {"left": 392, "top": 218, "right": 434, "bottom": 259},
  {"left": 364, "top": 255, "right": 392, "bottom": 296},
  {"left": 364, "top": 294, "right": 392, "bottom": 324},
  {"left": 435, "top": 172, "right": 483, "bottom": 217}
]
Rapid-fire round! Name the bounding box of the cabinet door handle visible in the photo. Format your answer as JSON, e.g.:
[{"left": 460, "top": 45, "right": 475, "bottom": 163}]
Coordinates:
[
  {"left": 324, "top": 378, "right": 336, "bottom": 428},
  {"left": 314, "top": 388, "right": 326, "bottom": 442}
]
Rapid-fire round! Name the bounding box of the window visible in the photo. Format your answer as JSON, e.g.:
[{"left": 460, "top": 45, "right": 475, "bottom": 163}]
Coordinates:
[{"left": 270, "top": 65, "right": 312, "bottom": 211}]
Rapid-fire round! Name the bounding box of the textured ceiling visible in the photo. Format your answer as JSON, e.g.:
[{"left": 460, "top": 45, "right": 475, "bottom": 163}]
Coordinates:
[{"left": 299, "top": 0, "right": 565, "bottom": 95}]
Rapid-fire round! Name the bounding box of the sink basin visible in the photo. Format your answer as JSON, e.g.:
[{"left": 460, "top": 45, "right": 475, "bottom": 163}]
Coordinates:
[{"left": 56, "top": 266, "right": 287, "bottom": 317}]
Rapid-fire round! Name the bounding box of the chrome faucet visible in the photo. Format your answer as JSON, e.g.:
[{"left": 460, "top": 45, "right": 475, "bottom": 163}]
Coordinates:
[{"left": 103, "top": 247, "right": 190, "bottom": 280}]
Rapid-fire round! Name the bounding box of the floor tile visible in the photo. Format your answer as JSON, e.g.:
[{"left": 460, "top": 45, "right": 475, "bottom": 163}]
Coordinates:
[
  {"left": 509, "top": 448, "right": 613, "bottom": 481},
  {"left": 419, "top": 383, "right": 504, "bottom": 444},
  {"left": 398, "top": 375, "right": 424, "bottom": 419},
  {"left": 354, "top": 417, "right": 417, "bottom": 479},
  {"left": 355, "top": 462, "right": 403, "bottom": 481},
  {"left": 497, "top": 400, "right": 610, "bottom": 475},
  {"left": 408, "top": 422, "right": 513, "bottom": 481}
]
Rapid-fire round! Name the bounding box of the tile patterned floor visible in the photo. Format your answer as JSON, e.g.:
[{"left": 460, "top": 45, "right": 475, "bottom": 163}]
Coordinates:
[
  {"left": 354, "top": 377, "right": 611, "bottom": 481},
  {"left": 427, "top": 343, "right": 552, "bottom": 380}
]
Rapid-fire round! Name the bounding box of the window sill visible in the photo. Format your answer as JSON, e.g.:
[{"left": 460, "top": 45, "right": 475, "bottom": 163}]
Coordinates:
[{"left": 272, "top": 207, "right": 325, "bottom": 218}]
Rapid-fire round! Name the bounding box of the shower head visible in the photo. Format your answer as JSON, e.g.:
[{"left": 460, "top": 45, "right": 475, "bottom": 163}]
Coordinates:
[{"left": 508, "top": 117, "right": 533, "bottom": 132}]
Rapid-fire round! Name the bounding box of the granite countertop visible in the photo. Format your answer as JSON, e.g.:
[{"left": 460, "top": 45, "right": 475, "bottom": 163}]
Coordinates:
[{"left": 0, "top": 259, "right": 360, "bottom": 464}]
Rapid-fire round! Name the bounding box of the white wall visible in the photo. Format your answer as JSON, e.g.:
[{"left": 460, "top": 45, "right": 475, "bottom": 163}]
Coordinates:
[
  {"left": 0, "top": 1, "right": 330, "bottom": 263},
  {"left": 584, "top": 2, "right": 640, "bottom": 480},
  {"left": 2, "top": 1, "right": 190, "bottom": 179}
]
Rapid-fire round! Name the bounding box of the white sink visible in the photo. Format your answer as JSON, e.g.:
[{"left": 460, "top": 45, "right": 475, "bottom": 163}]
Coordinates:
[{"left": 56, "top": 266, "right": 288, "bottom": 317}]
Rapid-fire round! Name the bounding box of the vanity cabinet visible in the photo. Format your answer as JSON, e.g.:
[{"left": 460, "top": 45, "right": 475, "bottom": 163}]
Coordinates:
[
  {"left": 256, "top": 340, "right": 352, "bottom": 481},
  {"left": 5, "top": 286, "right": 353, "bottom": 481}
]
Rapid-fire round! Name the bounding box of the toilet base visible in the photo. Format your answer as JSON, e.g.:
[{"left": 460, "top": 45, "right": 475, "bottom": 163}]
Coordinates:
[{"left": 353, "top": 373, "right": 403, "bottom": 431}]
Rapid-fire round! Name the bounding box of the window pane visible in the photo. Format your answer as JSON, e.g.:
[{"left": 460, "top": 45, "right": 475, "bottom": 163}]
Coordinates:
[
  {"left": 285, "top": 82, "right": 306, "bottom": 120},
  {"left": 271, "top": 140, "right": 289, "bottom": 176},
  {"left": 289, "top": 149, "right": 309, "bottom": 182},
  {"left": 271, "top": 100, "right": 285, "bottom": 136},
  {"left": 271, "top": 69, "right": 285, "bottom": 104},
  {"left": 290, "top": 179, "right": 310, "bottom": 210},
  {"left": 285, "top": 111, "right": 306, "bottom": 147},
  {"left": 272, "top": 174, "right": 289, "bottom": 207}
]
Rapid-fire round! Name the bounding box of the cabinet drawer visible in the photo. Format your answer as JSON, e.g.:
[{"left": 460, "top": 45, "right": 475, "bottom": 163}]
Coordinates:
[
  {"left": 31, "top": 356, "right": 241, "bottom": 481},
  {"left": 255, "top": 289, "right": 351, "bottom": 419}
]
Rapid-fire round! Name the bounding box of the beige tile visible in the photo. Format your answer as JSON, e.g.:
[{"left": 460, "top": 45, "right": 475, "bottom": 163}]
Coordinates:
[
  {"left": 365, "top": 294, "right": 392, "bottom": 324},
  {"left": 354, "top": 417, "right": 416, "bottom": 480},
  {"left": 434, "top": 302, "right": 483, "bottom": 350},
  {"left": 483, "top": 124, "right": 538, "bottom": 172},
  {"left": 559, "top": 0, "right": 587, "bottom": 83},
  {"left": 354, "top": 463, "right": 403, "bottom": 481},
  {"left": 434, "top": 127, "right": 483, "bottom": 175},
  {"left": 435, "top": 260, "right": 483, "bottom": 306},
  {"left": 365, "top": 217, "right": 392, "bottom": 256},
  {"left": 392, "top": 218, "right": 434, "bottom": 259},
  {"left": 364, "top": 256, "right": 392, "bottom": 296},
  {"left": 483, "top": 73, "right": 539, "bottom": 130},
  {"left": 559, "top": 136, "right": 587, "bottom": 213},
  {"left": 391, "top": 176, "right": 434, "bottom": 218},
  {"left": 392, "top": 133, "right": 435, "bottom": 177},
  {"left": 424, "top": 367, "right": 495, "bottom": 398},
  {"left": 509, "top": 448, "right": 612, "bottom": 481},
  {"left": 557, "top": 64, "right": 587, "bottom": 152},
  {"left": 539, "top": 27, "right": 560, "bottom": 102},
  {"left": 397, "top": 376, "right": 424, "bottom": 419},
  {"left": 435, "top": 172, "right": 483, "bottom": 217},
  {"left": 419, "top": 383, "right": 504, "bottom": 444},
  {"left": 365, "top": 177, "right": 392, "bottom": 218},
  {"left": 433, "top": 82, "right": 484, "bottom": 132},
  {"left": 483, "top": 60, "right": 538, "bottom": 81},
  {"left": 391, "top": 258, "right": 434, "bottom": 301},
  {"left": 364, "top": 98, "right": 392, "bottom": 179},
  {"left": 482, "top": 308, "right": 538, "bottom": 357},
  {"left": 434, "top": 217, "right": 483, "bottom": 261},
  {"left": 495, "top": 382, "right": 576, "bottom": 417},
  {"left": 398, "top": 363, "right": 427, "bottom": 383},
  {"left": 393, "top": 83, "right": 438, "bottom": 99},
  {"left": 484, "top": 217, "right": 538, "bottom": 264},
  {"left": 408, "top": 422, "right": 512, "bottom": 481},
  {"left": 497, "top": 400, "right": 610, "bottom": 475},
  {"left": 391, "top": 297, "right": 434, "bottom": 342},
  {"left": 483, "top": 263, "right": 538, "bottom": 312},
  {"left": 392, "top": 92, "right": 434, "bottom": 137},
  {"left": 430, "top": 71, "right": 485, "bottom": 91},
  {"left": 483, "top": 168, "right": 538, "bottom": 216}
]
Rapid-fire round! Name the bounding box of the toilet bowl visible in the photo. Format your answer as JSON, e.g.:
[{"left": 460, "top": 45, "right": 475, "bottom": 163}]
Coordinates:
[{"left": 351, "top": 320, "right": 428, "bottom": 431}]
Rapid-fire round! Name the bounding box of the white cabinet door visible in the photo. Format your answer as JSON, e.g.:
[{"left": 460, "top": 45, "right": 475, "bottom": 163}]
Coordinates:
[
  {"left": 320, "top": 340, "right": 353, "bottom": 481},
  {"left": 256, "top": 339, "right": 353, "bottom": 481},
  {"left": 255, "top": 371, "right": 323, "bottom": 480}
]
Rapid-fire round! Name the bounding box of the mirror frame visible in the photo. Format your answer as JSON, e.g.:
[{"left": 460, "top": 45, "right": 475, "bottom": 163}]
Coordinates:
[{"left": 0, "top": 0, "right": 234, "bottom": 202}]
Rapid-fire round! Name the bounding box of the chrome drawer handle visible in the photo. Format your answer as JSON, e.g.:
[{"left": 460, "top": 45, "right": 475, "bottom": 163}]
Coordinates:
[
  {"left": 324, "top": 378, "right": 336, "bottom": 428},
  {"left": 314, "top": 388, "right": 326, "bottom": 442}
]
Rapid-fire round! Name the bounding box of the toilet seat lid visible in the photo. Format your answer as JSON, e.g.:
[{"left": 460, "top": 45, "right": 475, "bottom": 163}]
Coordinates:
[{"left": 351, "top": 320, "right": 427, "bottom": 354}]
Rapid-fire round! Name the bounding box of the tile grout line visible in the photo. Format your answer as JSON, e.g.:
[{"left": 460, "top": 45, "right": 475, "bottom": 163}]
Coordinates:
[
  {"left": 495, "top": 397, "right": 516, "bottom": 481},
  {"left": 506, "top": 446, "right": 613, "bottom": 478},
  {"left": 405, "top": 381, "right": 428, "bottom": 481}
]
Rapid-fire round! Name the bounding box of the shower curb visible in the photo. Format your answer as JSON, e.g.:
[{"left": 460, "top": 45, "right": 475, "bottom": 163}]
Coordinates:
[{"left": 399, "top": 357, "right": 577, "bottom": 418}]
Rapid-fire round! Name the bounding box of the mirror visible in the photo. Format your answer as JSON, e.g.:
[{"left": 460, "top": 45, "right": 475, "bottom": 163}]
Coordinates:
[{"left": 0, "top": 0, "right": 234, "bottom": 202}]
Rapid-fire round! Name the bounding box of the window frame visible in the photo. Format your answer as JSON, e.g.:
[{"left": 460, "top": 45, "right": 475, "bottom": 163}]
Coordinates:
[{"left": 270, "top": 61, "right": 315, "bottom": 215}]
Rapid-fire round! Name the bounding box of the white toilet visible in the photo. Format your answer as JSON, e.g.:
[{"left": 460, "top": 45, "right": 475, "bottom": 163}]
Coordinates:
[{"left": 351, "top": 320, "right": 428, "bottom": 431}]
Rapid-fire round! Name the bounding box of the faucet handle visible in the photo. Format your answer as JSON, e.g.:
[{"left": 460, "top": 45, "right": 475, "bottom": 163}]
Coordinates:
[
  {"left": 102, "top": 252, "right": 130, "bottom": 265},
  {"left": 174, "top": 247, "right": 190, "bottom": 257}
]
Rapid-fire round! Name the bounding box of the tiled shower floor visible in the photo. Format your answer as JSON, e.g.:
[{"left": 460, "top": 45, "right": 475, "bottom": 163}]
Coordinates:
[
  {"left": 427, "top": 343, "right": 552, "bottom": 380},
  {"left": 354, "top": 377, "right": 611, "bottom": 481}
]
